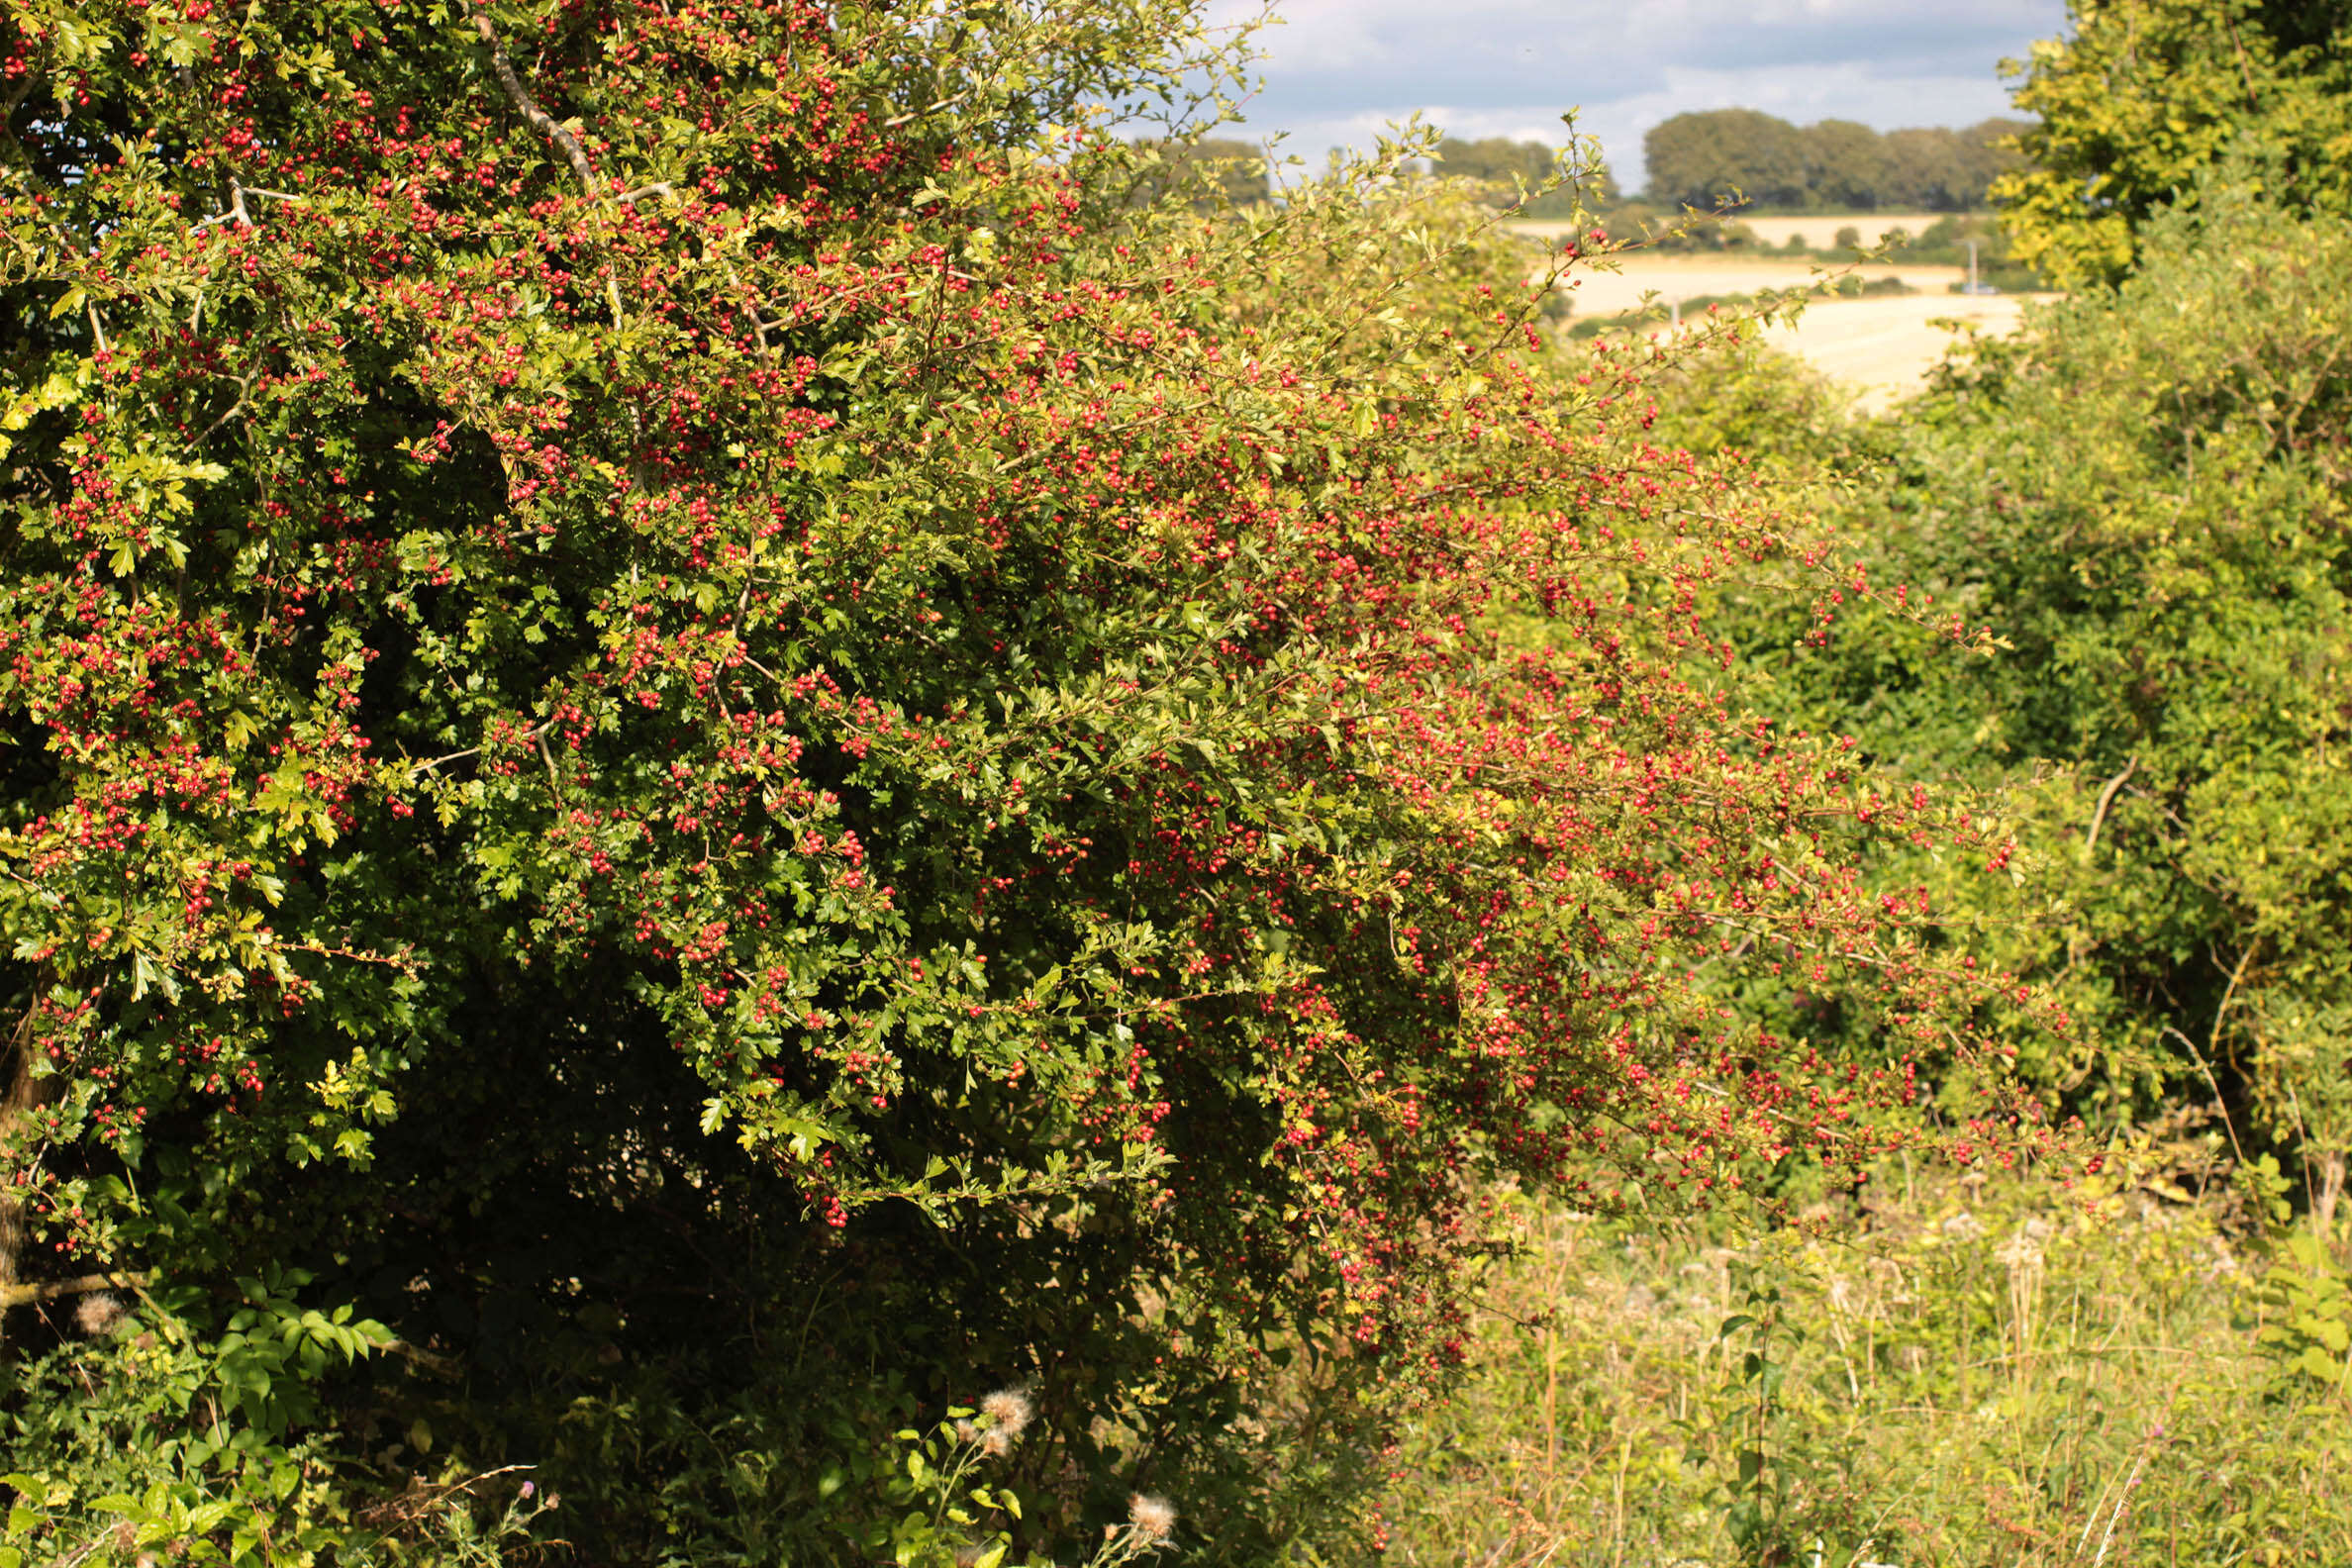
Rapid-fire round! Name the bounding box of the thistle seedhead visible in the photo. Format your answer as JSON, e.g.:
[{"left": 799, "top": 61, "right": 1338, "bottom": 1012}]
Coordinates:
[
  {"left": 1127, "top": 1493, "right": 1176, "bottom": 1541},
  {"left": 75, "top": 1292, "right": 127, "bottom": 1336},
  {"left": 980, "top": 1387, "right": 1032, "bottom": 1440}
]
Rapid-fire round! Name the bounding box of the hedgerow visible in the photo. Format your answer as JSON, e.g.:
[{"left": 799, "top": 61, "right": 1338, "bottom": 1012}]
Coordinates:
[{"left": 0, "top": 2, "right": 2037, "bottom": 1558}]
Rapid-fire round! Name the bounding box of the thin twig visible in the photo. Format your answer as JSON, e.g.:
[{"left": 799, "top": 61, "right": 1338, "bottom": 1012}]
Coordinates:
[
  {"left": 407, "top": 719, "right": 554, "bottom": 776},
  {"left": 2221, "top": 14, "right": 2262, "bottom": 109},
  {"left": 382, "top": 1337, "right": 463, "bottom": 1377},
  {"left": 883, "top": 88, "right": 972, "bottom": 129},
  {"left": 2162, "top": 1025, "right": 2246, "bottom": 1169},
  {"left": 41, "top": 1526, "right": 119, "bottom": 1568},
  {"left": 0, "top": 72, "right": 36, "bottom": 128},
  {"left": 2083, "top": 754, "right": 2136, "bottom": 857},
  {"left": 2211, "top": 939, "right": 2256, "bottom": 1048},
  {"left": 2090, "top": 1425, "right": 2160, "bottom": 1566},
  {"left": 188, "top": 388, "right": 251, "bottom": 449}
]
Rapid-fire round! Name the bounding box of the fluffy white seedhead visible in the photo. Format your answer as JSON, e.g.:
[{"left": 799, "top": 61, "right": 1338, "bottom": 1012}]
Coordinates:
[
  {"left": 980, "top": 1387, "right": 1032, "bottom": 1439},
  {"left": 1127, "top": 1493, "right": 1177, "bottom": 1541},
  {"left": 74, "top": 1292, "right": 127, "bottom": 1336}
]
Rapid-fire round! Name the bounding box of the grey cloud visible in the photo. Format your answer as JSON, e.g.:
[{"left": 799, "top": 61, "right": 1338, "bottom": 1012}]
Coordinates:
[{"left": 1210, "top": 0, "right": 2066, "bottom": 181}]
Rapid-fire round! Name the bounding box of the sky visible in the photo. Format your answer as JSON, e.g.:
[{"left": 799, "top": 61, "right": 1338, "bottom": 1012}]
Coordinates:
[{"left": 1198, "top": 0, "right": 2073, "bottom": 190}]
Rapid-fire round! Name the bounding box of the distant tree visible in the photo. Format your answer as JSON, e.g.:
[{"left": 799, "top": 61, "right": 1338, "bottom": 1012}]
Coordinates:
[
  {"left": 1997, "top": 0, "right": 2352, "bottom": 286},
  {"left": 1961, "top": 117, "right": 2034, "bottom": 199},
  {"left": 1432, "top": 135, "right": 1552, "bottom": 190},
  {"left": 1803, "top": 119, "right": 1893, "bottom": 210},
  {"left": 1878, "top": 124, "right": 2025, "bottom": 212},
  {"left": 1646, "top": 113, "right": 2025, "bottom": 216},
  {"left": 1643, "top": 109, "right": 1810, "bottom": 210}
]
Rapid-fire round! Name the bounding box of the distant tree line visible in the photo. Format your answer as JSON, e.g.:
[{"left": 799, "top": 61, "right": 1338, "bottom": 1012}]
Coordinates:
[
  {"left": 1642, "top": 110, "right": 2031, "bottom": 212},
  {"left": 1420, "top": 116, "right": 2028, "bottom": 219}
]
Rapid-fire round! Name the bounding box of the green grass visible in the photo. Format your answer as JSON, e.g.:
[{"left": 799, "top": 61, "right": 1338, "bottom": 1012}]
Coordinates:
[{"left": 1384, "top": 1168, "right": 2352, "bottom": 1566}]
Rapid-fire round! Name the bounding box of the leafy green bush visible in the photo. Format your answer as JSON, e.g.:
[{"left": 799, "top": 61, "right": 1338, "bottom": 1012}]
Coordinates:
[
  {"left": 1997, "top": 0, "right": 2352, "bottom": 287},
  {"left": 0, "top": 1276, "right": 555, "bottom": 1567},
  {"left": 1715, "top": 187, "right": 2352, "bottom": 1214},
  {"left": 0, "top": 0, "right": 2020, "bottom": 1558}
]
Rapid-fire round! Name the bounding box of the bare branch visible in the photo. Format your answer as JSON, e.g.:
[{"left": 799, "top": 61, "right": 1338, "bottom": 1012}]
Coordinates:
[
  {"left": 0, "top": 1270, "right": 150, "bottom": 1310},
  {"left": 466, "top": 3, "right": 597, "bottom": 195},
  {"left": 883, "top": 88, "right": 972, "bottom": 130}
]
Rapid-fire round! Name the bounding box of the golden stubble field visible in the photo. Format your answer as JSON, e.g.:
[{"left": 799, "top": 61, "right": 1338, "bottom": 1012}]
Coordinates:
[{"left": 1511, "top": 221, "right": 2050, "bottom": 411}]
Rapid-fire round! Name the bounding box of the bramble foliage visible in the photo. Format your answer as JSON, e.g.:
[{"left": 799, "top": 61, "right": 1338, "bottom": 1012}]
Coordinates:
[
  {"left": 1997, "top": 0, "right": 2352, "bottom": 287},
  {"left": 1726, "top": 189, "right": 2352, "bottom": 1231},
  {"left": 0, "top": 0, "right": 2036, "bottom": 1558}
]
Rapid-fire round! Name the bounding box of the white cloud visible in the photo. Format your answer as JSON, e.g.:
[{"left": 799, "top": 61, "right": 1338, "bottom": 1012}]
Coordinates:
[{"left": 1201, "top": 0, "right": 2067, "bottom": 187}]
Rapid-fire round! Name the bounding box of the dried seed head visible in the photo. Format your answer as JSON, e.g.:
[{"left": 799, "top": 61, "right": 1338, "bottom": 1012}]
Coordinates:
[
  {"left": 980, "top": 1387, "right": 1032, "bottom": 1439},
  {"left": 954, "top": 1418, "right": 981, "bottom": 1446},
  {"left": 1127, "top": 1493, "right": 1176, "bottom": 1540},
  {"left": 75, "top": 1293, "right": 127, "bottom": 1337}
]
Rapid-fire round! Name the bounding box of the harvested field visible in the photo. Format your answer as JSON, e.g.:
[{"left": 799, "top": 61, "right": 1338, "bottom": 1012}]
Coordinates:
[
  {"left": 1533, "top": 251, "right": 2050, "bottom": 412},
  {"left": 1550, "top": 253, "right": 1964, "bottom": 319},
  {"left": 1755, "top": 290, "right": 2036, "bottom": 410}
]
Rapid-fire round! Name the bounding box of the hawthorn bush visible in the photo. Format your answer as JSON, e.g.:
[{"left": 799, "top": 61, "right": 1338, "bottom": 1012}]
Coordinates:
[{"left": 0, "top": 1, "right": 2032, "bottom": 1559}]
